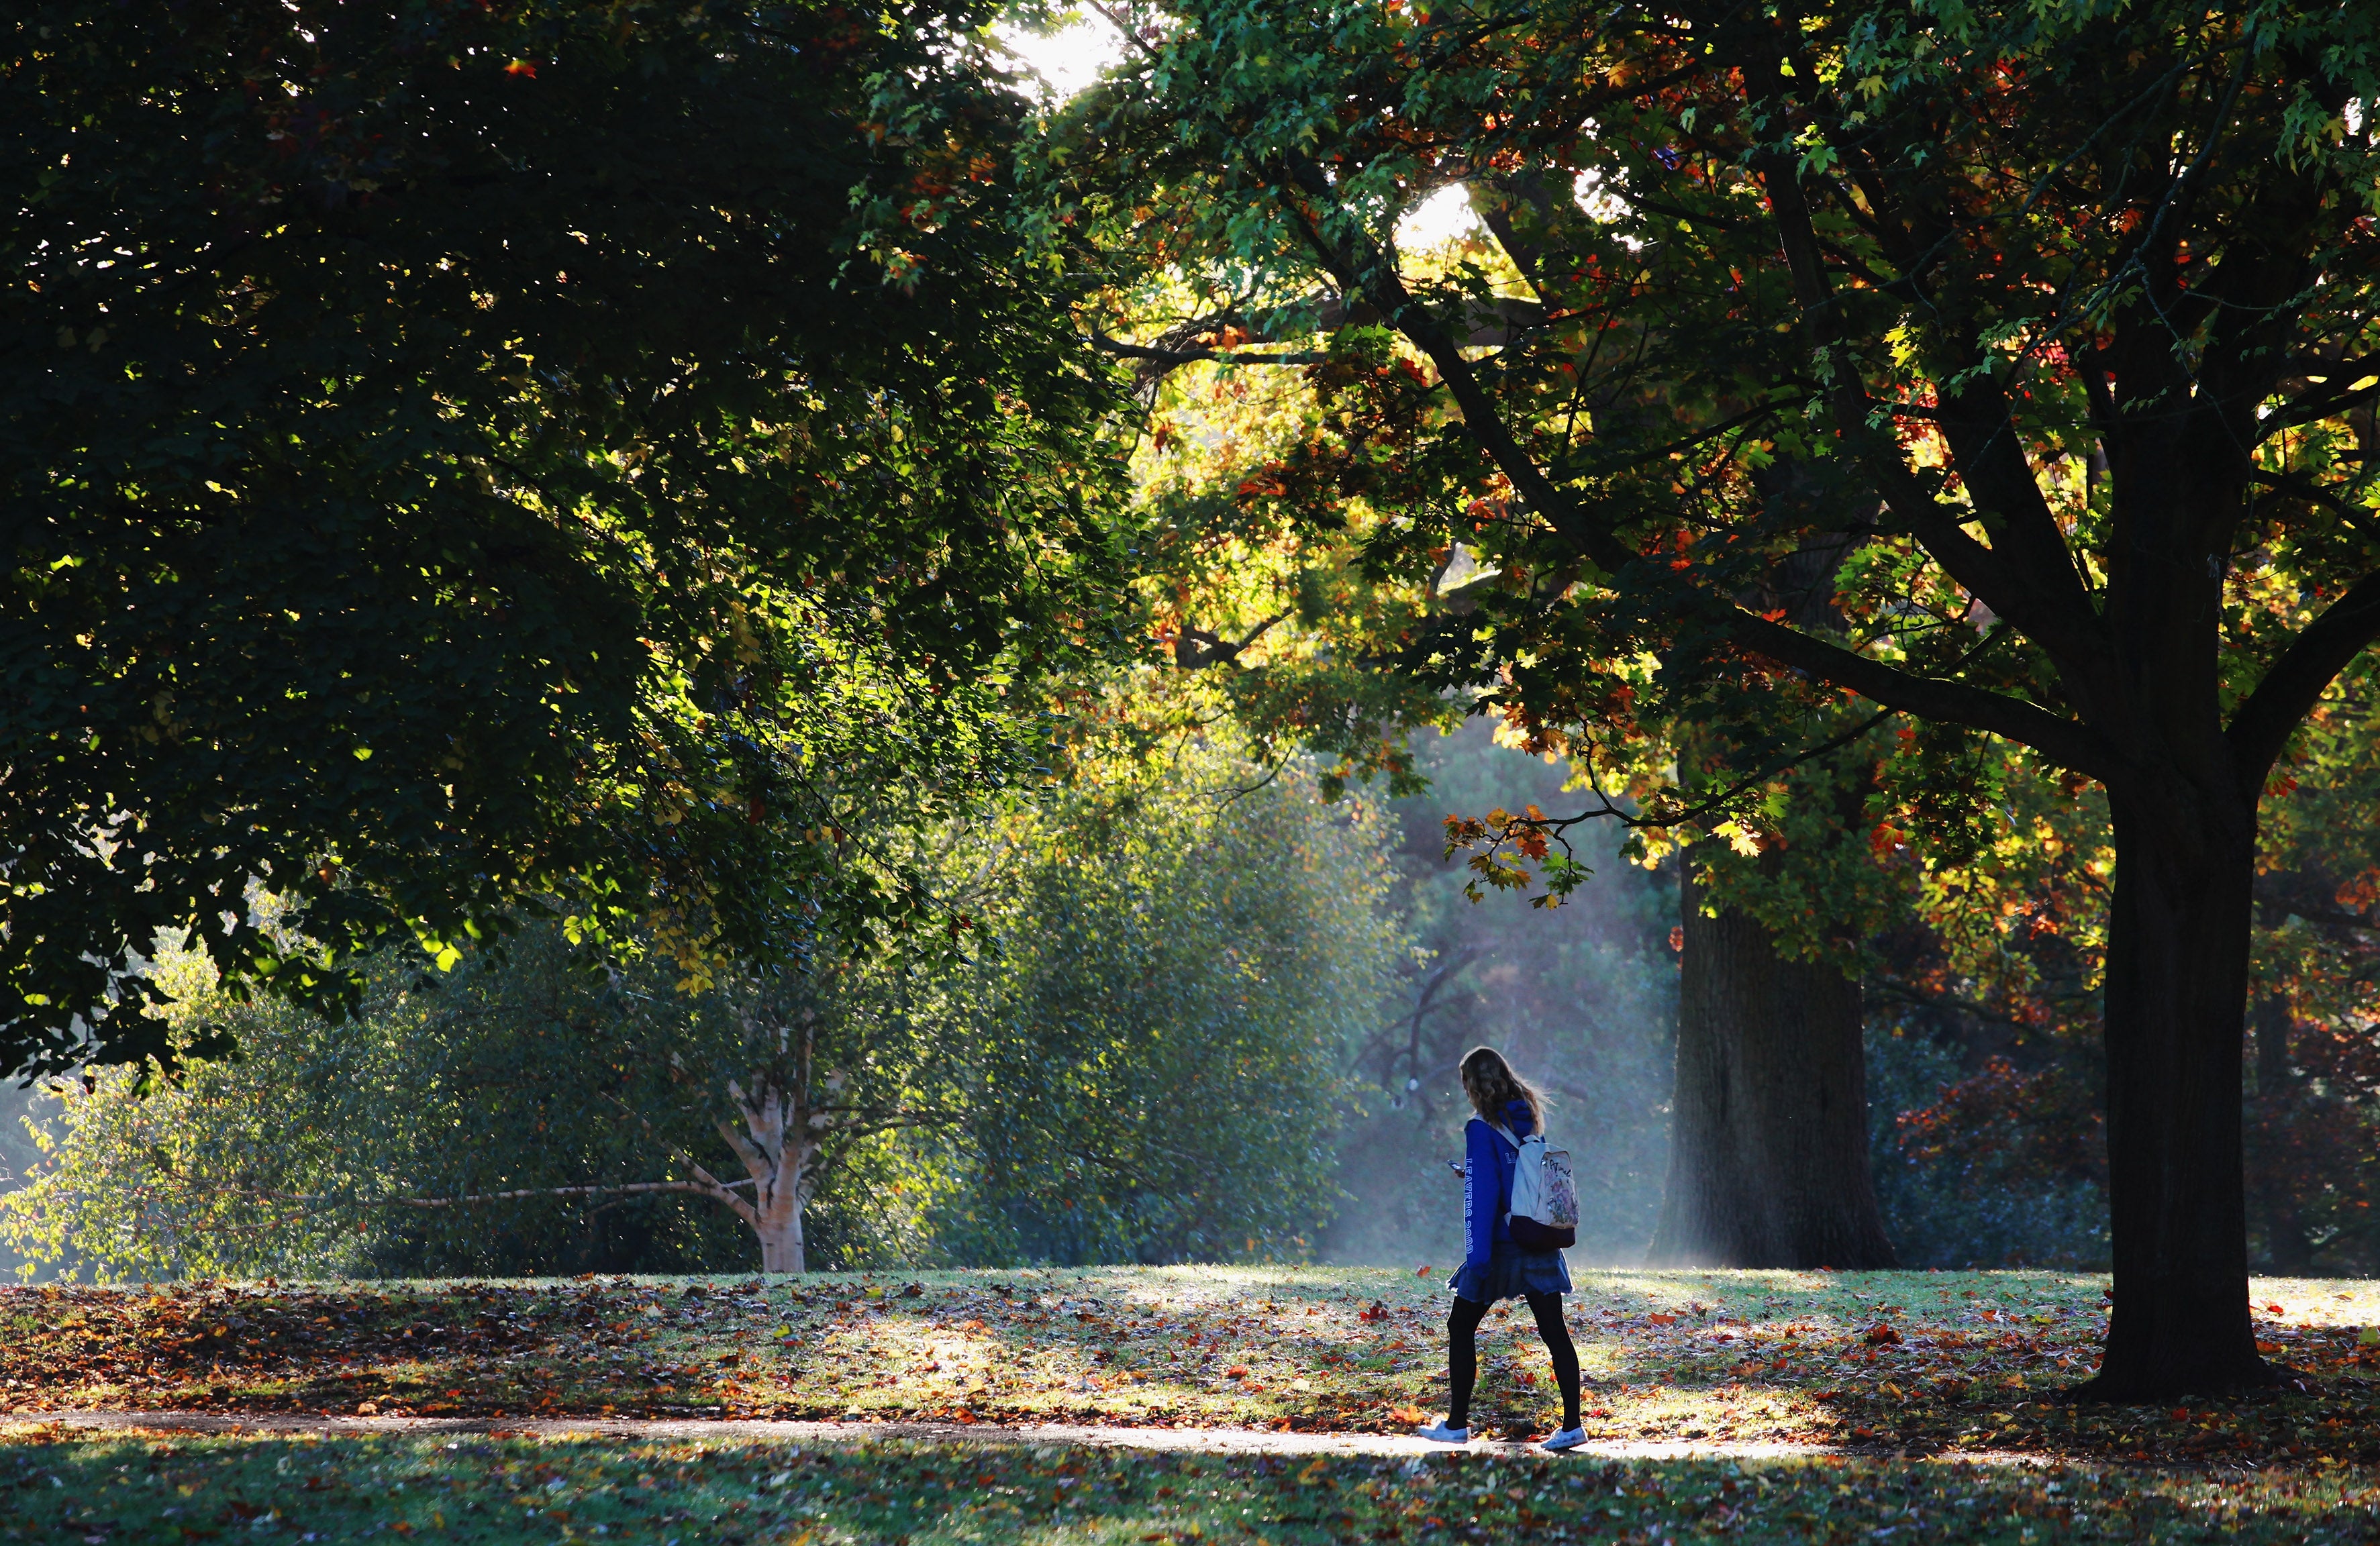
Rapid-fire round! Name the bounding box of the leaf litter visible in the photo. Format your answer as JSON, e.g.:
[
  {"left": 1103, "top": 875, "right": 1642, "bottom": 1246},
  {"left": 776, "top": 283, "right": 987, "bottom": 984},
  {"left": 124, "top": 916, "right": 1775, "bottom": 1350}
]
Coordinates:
[{"left": 6, "top": 1266, "right": 2379, "bottom": 1471}]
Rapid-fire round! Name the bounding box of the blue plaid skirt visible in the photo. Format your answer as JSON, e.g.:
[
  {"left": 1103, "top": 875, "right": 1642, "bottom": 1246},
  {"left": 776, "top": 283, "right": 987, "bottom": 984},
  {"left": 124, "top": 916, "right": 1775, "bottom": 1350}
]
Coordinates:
[{"left": 1450, "top": 1242, "right": 1573, "bottom": 1303}]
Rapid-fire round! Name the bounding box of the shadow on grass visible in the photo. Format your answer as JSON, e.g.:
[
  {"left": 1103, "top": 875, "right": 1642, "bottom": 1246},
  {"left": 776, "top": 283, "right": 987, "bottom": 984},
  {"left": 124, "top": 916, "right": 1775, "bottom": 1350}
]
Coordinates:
[{"left": 12, "top": 1428, "right": 2379, "bottom": 1546}]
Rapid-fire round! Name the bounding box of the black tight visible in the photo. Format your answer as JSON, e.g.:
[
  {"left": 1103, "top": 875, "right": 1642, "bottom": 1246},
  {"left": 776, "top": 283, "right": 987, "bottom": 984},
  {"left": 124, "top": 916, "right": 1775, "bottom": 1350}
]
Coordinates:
[{"left": 1447, "top": 1292, "right": 1581, "bottom": 1431}]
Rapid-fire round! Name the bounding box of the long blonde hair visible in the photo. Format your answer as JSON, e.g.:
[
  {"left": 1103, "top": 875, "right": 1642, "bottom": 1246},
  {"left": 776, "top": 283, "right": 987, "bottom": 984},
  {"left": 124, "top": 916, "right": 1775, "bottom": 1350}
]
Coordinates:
[{"left": 1459, "top": 1046, "right": 1546, "bottom": 1130}]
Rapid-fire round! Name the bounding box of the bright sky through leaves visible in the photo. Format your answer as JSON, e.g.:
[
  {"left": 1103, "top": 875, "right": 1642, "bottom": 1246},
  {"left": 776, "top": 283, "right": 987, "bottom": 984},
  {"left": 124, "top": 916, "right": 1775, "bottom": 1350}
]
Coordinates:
[
  {"left": 999, "top": 15, "right": 1478, "bottom": 244},
  {"left": 996, "top": 15, "right": 1121, "bottom": 98}
]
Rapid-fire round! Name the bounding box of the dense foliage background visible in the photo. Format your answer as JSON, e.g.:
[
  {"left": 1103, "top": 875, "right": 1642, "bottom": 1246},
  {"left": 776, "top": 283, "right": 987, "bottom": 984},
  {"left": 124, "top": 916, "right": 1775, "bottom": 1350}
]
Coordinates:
[
  {"left": 4, "top": 694, "right": 2375, "bottom": 1280},
  {"left": 18, "top": 699, "right": 2361, "bottom": 1274},
  {"left": 5, "top": 0, "right": 2377, "bottom": 1295},
  {"left": 0, "top": 748, "right": 1403, "bottom": 1278}
]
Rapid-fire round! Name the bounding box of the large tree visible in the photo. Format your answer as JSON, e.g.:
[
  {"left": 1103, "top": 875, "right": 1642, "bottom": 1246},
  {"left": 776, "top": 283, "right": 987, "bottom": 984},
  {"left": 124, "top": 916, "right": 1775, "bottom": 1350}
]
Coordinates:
[
  {"left": 1054, "top": 0, "right": 2380, "bottom": 1394},
  {"left": 1, "top": 0, "right": 1122, "bottom": 1076}
]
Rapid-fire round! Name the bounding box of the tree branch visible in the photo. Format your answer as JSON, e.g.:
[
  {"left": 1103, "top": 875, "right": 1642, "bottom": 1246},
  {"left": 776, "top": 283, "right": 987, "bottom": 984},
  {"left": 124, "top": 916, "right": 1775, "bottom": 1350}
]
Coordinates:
[
  {"left": 218, "top": 1178, "right": 751, "bottom": 1210},
  {"left": 2248, "top": 468, "right": 2380, "bottom": 548},
  {"left": 2255, "top": 894, "right": 2380, "bottom": 935},
  {"left": 2226, "top": 566, "right": 2380, "bottom": 786},
  {"left": 1271, "top": 158, "right": 1641, "bottom": 578},
  {"left": 598, "top": 1088, "right": 757, "bottom": 1224},
  {"left": 1863, "top": 980, "right": 2048, "bottom": 1031},
  {"left": 1090, "top": 327, "right": 1328, "bottom": 370},
  {"left": 1729, "top": 613, "right": 2122, "bottom": 778},
  {"left": 1754, "top": 152, "right": 2106, "bottom": 681}
]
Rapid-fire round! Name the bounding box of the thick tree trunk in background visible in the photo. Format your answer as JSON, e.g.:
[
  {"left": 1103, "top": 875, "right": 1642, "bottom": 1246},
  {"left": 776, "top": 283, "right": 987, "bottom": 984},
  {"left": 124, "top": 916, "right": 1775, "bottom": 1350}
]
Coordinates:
[
  {"left": 2081, "top": 787, "right": 2271, "bottom": 1398},
  {"left": 2250, "top": 992, "right": 2313, "bottom": 1275},
  {"left": 1648, "top": 849, "right": 1897, "bottom": 1268}
]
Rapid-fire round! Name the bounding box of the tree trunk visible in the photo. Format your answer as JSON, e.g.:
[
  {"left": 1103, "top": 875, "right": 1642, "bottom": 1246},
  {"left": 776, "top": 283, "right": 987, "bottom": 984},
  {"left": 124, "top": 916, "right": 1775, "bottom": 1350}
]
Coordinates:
[
  {"left": 2078, "top": 785, "right": 2271, "bottom": 1398},
  {"left": 2250, "top": 991, "right": 2313, "bottom": 1275},
  {"left": 1648, "top": 847, "right": 1897, "bottom": 1268},
  {"left": 752, "top": 1166, "right": 807, "bottom": 1274},
  {"left": 720, "top": 1073, "right": 815, "bottom": 1275}
]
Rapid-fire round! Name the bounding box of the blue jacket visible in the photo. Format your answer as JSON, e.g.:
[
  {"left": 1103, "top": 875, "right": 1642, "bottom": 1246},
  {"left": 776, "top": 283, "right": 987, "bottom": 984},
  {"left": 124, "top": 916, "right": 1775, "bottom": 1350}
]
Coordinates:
[{"left": 1462, "top": 1100, "right": 1536, "bottom": 1268}]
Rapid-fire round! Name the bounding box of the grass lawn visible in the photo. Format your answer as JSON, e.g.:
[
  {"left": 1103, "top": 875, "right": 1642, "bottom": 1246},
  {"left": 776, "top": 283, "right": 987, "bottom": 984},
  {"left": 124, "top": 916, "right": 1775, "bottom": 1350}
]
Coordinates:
[
  {"left": 5, "top": 1266, "right": 2379, "bottom": 1494},
  {"left": 7, "top": 1267, "right": 2379, "bottom": 1463},
  {"left": 11, "top": 1426, "right": 2380, "bottom": 1544}
]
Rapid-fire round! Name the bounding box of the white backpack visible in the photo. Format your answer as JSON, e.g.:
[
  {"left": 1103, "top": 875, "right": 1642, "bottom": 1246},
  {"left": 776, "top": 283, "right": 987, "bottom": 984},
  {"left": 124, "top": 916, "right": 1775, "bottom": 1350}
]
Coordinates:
[{"left": 1491, "top": 1123, "right": 1579, "bottom": 1248}]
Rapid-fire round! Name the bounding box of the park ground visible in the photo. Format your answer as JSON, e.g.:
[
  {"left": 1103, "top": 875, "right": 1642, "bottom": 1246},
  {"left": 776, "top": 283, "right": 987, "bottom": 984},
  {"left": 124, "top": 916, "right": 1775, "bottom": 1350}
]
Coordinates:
[{"left": 5, "top": 1266, "right": 2379, "bottom": 1541}]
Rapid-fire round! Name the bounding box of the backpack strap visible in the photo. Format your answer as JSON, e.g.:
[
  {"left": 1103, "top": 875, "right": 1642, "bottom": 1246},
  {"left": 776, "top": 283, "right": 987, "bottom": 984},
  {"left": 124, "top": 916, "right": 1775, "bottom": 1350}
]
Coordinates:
[{"left": 1485, "top": 1123, "right": 1520, "bottom": 1225}]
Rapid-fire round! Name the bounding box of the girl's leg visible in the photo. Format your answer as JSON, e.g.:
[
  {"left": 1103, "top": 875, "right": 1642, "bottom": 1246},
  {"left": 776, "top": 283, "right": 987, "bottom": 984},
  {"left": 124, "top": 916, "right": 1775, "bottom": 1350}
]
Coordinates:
[
  {"left": 1524, "top": 1292, "right": 1583, "bottom": 1431},
  {"left": 1445, "top": 1295, "right": 1489, "bottom": 1429}
]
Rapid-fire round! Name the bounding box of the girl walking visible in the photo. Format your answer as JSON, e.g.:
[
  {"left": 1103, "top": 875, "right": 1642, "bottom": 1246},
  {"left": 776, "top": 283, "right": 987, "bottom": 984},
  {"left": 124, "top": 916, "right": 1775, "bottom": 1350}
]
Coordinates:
[{"left": 1417, "top": 1046, "right": 1585, "bottom": 1451}]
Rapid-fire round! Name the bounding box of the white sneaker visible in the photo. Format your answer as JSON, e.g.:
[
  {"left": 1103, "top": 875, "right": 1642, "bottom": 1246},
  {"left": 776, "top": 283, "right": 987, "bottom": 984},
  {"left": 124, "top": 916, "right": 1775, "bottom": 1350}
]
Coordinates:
[
  {"left": 1415, "top": 1420, "right": 1471, "bottom": 1443},
  {"left": 1540, "top": 1426, "right": 1587, "bottom": 1453}
]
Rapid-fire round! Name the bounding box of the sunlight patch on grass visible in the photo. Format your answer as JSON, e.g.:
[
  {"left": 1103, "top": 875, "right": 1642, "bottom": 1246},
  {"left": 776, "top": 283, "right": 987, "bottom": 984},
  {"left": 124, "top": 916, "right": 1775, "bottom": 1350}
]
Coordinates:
[{"left": 6, "top": 1268, "right": 2378, "bottom": 1465}]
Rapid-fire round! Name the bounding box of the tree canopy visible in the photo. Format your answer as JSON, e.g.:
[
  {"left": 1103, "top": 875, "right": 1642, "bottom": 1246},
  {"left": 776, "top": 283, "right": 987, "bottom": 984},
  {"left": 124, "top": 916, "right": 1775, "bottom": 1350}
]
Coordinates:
[
  {"left": 1050, "top": 0, "right": 2380, "bottom": 1393},
  {"left": 1, "top": 0, "right": 1124, "bottom": 1075}
]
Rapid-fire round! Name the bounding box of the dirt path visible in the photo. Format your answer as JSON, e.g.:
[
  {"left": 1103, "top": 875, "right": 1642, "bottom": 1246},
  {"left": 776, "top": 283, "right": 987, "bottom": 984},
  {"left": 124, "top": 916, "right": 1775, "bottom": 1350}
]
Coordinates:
[{"left": 15, "top": 1409, "right": 2049, "bottom": 1465}]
